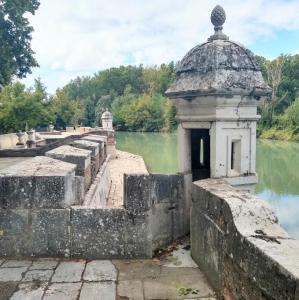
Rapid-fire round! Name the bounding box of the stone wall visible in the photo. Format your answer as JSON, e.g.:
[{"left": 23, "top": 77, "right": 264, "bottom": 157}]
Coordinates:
[
  {"left": 124, "top": 174, "right": 188, "bottom": 250},
  {"left": 0, "top": 152, "right": 185, "bottom": 258},
  {"left": 191, "top": 179, "right": 299, "bottom": 300}
]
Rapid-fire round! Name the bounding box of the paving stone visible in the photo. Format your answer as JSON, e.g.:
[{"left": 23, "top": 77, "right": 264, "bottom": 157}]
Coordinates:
[
  {"left": 0, "top": 260, "right": 4, "bottom": 266},
  {"left": 10, "top": 282, "right": 47, "bottom": 300},
  {"left": 83, "top": 260, "right": 117, "bottom": 282},
  {"left": 43, "top": 283, "right": 81, "bottom": 300},
  {"left": 79, "top": 282, "right": 116, "bottom": 300},
  {"left": 51, "top": 261, "right": 85, "bottom": 282},
  {"left": 30, "top": 259, "right": 59, "bottom": 270},
  {"left": 143, "top": 272, "right": 215, "bottom": 299},
  {"left": 1, "top": 260, "right": 32, "bottom": 268},
  {"left": 22, "top": 269, "right": 54, "bottom": 282},
  {"left": 113, "top": 259, "right": 160, "bottom": 281},
  {"left": 0, "top": 282, "right": 18, "bottom": 300},
  {"left": 0, "top": 267, "right": 28, "bottom": 281},
  {"left": 117, "top": 280, "right": 144, "bottom": 300}
]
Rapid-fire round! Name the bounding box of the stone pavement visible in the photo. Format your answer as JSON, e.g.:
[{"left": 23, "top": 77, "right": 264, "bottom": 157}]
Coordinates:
[
  {"left": 107, "top": 150, "right": 148, "bottom": 208},
  {"left": 0, "top": 244, "right": 215, "bottom": 300}
]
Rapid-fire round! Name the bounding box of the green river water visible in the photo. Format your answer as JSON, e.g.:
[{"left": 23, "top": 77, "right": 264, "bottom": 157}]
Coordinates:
[{"left": 116, "top": 131, "right": 299, "bottom": 240}]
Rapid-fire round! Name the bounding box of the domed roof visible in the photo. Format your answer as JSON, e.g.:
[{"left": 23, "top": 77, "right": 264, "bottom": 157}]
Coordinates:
[
  {"left": 166, "top": 6, "right": 271, "bottom": 99},
  {"left": 101, "top": 109, "right": 112, "bottom": 119}
]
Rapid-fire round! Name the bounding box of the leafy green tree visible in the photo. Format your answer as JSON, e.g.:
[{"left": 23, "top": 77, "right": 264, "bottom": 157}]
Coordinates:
[
  {"left": 143, "top": 62, "right": 175, "bottom": 94},
  {"left": 0, "top": 0, "right": 40, "bottom": 86},
  {"left": 0, "top": 81, "right": 52, "bottom": 133},
  {"left": 50, "top": 90, "right": 83, "bottom": 129},
  {"left": 163, "top": 100, "right": 177, "bottom": 132}
]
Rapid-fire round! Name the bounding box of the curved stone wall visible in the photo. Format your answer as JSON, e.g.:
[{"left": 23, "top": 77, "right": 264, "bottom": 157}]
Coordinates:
[{"left": 191, "top": 179, "right": 299, "bottom": 300}]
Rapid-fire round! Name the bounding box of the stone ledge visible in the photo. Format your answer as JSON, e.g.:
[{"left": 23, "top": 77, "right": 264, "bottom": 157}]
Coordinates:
[
  {"left": 191, "top": 179, "right": 299, "bottom": 300},
  {"left": 84, "top": 156, "right": 111, "bottom": 207},
  {"left": 0, "top": 156, "right": 79, "bottom": 209},
  {"left": 46, "top": 145, "right": 91, "bottom": 171}
]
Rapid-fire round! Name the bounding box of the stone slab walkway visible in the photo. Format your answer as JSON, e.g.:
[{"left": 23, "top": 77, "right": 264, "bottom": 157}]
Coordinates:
[
  {"left": 107, "top": 150, "right": 148, "bottom": 208},
  {"left": 0, "top": 244, "right": 215, "bottom": 300}
]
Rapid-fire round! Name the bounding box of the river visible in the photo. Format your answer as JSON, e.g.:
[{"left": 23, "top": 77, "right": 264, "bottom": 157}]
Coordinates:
[{"left": 116, "top": 131, "right": 299, "bottom": 240}]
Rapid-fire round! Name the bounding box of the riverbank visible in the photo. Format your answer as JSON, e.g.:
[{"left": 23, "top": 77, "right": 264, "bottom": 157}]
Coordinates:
[{"left": 259, "top": 128, "right": 299, "bottom": 142}]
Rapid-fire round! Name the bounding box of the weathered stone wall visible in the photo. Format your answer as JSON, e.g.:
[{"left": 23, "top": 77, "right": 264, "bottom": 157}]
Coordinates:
[
  {"left": 0, "top": 156, "right": 185, "bottom": 258},
  {"left": 84, "top": 157, "right": 111, "bottom": 207},
  {"left": 0, "top": 129, "right": 106, "bottom": 157},
  {"left": 124, "top": 174, "right": 188, "bottom": 250},
  {"left": 191, "top": 179, "right": 299, "bottom": 300}
]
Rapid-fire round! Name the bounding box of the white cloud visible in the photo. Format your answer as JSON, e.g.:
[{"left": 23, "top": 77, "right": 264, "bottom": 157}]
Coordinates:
[{"left": 22, "top": 0, "right": 299, "bottom": 92}]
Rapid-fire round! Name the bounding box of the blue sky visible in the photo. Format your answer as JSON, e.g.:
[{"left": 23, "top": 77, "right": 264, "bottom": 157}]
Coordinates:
[{"left": 22, "top": 0, "right": 299, "bottom": 93}]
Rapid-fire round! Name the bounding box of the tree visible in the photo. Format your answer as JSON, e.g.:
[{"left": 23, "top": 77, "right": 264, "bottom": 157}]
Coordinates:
[
  {"left": 163, "top": 100, "right": 177, "bottom": 132},
  {"left": 0, "top": 0, "right": 40, "bottom": 86},
  {"left": 265, "top": 55, "right": 286, "bottom": 127},
  {"left": 50, "top": 90, "right": 83, "bottom": 129},
  {"left": 0, "top": 81, "right": 52, "bottom": 133}
]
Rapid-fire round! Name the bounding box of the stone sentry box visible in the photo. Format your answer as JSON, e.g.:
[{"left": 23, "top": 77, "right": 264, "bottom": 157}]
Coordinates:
[{"left": 165, "top": 5, "right": 271, "bottom": 193}]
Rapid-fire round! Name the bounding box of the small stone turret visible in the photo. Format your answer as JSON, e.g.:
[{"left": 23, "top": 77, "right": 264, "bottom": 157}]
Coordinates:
[
  {"left": 101, "top": 109, "right": 113, "bottom": 130},
  {"left": 166, "top": 5, "right": 271, "bottom": 194}
]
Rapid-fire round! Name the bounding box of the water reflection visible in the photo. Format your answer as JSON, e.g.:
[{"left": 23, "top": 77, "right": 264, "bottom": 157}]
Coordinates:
[
  {"left": 116, "top": 132, "right": 178, "bottom": 173},
  {"left": 116, "top": 132, "right": 299, "bottom": 239},
  {"left": 256, "top": 140, "right": 299, "bottom": 239}
]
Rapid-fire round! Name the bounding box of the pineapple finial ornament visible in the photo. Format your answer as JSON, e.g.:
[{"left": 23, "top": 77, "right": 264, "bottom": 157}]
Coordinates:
[{"left": 208, "top": 5, "right": 229, "bottom": 41}]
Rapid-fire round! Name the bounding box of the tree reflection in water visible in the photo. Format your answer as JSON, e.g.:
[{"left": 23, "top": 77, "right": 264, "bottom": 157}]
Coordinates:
[
  {"left": 116, "top": 132, "right": 299, "bottom": 239},
  {"left": 256, "top": 139, "right": 299, "bottom": 239}
]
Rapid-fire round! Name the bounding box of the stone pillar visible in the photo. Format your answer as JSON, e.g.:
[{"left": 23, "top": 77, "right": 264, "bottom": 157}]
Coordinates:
[
  {"left": 177, "top": 123, "right": 192, "bottom": 231},
  {"left": 177, "top": 123, "right": 191, "bottom": 174}
]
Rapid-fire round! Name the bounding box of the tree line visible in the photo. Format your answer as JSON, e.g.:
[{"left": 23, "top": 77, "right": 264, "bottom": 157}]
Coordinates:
[
  {"left": 1, "top": 55, "right": 299, "bottom": 137},
  {"left": 1, "top": 0, "right": 299, "bottom": 139}
]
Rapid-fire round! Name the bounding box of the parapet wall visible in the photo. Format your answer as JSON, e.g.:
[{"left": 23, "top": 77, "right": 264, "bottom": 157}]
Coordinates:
[
  {"left": 124, "top": 174, "right": 188, "bottom": 250},
  {"left": 0, "top": 147, "right": 186, "bottom": 258},
  {"left": 191, "top": 179, "right": 299, "bottom": 300}
]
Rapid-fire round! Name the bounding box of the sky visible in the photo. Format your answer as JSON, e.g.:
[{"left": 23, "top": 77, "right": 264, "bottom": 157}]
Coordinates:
[{"left": 22, "top": 0, "right": 299, "bottom": 93}]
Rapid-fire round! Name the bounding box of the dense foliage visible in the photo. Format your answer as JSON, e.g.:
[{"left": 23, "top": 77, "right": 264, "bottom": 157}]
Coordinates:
[
  {"left": 0, "top": 64, "right": 176, "bottom": 133},
  {"left": 257, "top": 54, "right": 299, "bottom": 141},
  {"left": 61, "top": 63, "right": 177, "bottom": 132},
  {"left": 1, "top": 38, "right": 299, "bottom": 138},
  {"left": 0, "top": 79, "right": 83, "bottom": 133},
  {"left": 0, "top": 0, "right": 39, "bottom": 86}
]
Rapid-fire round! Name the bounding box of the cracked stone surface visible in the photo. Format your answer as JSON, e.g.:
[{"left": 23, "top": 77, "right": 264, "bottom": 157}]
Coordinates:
[
  {"left": 83, "top": 260, "right": 117, "bottom": 282},
  {"left": 80, "top": 282, "right": 116, "bottom": 300},
  {"left": 10, "top": 282, "right": 47, "bottom": 300},
  {"left": 43, "top": 283, "right": 81, "bottom": 300},
  {"left": 51, "top": 261, "right": 85, "bottom": 283},
  {"left": 30, "top": 259, "right": 59, "bottom": 270},
  {"left": 0, "top": 244, "right": 215, "bottom": 299},
  {"left": 22, "top": 269, "right": 54, "bottom": 282}
]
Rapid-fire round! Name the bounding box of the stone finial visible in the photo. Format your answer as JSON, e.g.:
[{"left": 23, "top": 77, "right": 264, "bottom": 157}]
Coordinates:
[
  {"left": 208, "top": 5, "right": 229, "bottom": 41},
  {"left": 211, "top": 5, "right": 226, "bottom": 30}
]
